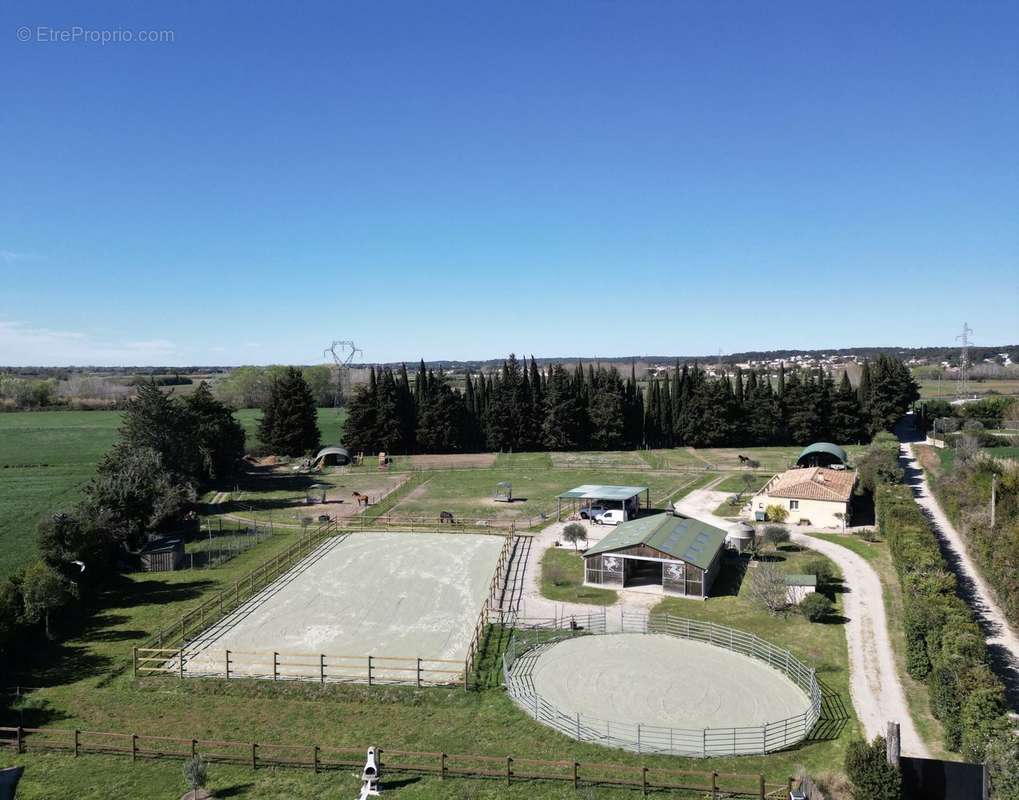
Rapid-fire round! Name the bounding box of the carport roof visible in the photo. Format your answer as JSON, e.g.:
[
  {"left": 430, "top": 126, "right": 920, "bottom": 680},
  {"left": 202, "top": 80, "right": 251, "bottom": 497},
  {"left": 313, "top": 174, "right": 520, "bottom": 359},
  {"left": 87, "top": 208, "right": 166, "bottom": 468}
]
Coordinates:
[
  {"left": 556, "top": 484, "right": 648, "bottom": 501},
  {"left": 583, "top": 512, "right": 727, "bottom": 570}
]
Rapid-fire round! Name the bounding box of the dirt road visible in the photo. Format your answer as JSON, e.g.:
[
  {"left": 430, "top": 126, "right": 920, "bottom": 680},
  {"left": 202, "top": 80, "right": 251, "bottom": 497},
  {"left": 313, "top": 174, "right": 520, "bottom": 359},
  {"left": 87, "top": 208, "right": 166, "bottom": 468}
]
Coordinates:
[
  {"left": 901, "top": 442, "right": 1019, "bottom": 710},
  {"left": 675, "top": 490, "right": 930, "bottom": 756}
]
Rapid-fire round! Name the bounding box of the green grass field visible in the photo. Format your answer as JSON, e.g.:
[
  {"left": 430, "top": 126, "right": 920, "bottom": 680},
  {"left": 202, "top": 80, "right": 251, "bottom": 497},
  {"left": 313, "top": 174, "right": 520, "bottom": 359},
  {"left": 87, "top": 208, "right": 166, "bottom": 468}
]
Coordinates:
[
  {"left": 540, "top": 547, "right": 617, "bottom": 605},
  {"left": 936, "top": 445, "right": 1019, "bottom": 472},
  {"left": 0, "top": 408, "right": 346, "bottom": 577}
]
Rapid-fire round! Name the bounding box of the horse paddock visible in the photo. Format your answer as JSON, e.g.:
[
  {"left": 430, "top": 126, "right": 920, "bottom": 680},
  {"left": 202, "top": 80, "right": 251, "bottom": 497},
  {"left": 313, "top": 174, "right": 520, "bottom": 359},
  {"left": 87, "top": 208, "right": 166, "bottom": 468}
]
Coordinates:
[{"left": 182, "top": 531, "right": 506, "bottom": 682}]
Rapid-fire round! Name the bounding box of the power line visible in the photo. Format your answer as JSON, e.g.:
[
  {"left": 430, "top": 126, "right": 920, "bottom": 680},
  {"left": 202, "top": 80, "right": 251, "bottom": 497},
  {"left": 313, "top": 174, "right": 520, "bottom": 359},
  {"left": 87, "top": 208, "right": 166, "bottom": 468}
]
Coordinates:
[{"left": 323, "top": 340, "right": 363, "bottom": 409}]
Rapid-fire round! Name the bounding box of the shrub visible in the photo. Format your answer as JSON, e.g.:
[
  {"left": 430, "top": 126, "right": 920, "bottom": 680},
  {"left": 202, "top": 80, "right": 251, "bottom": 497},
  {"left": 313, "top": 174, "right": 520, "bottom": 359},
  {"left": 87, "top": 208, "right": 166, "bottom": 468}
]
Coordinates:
[
  {"left": 761, "top": 525, "right": 790, "bottom": 549},
  {"left": 183, "top": 754, "right": 208, "bottom": 798},
  {"left": 844, "top": 735, "right": 901, "bottom": 800},
  {"left": 765, "top": 504, "right": 788, "bottom": 523},
  {"left": 985, "top": 730, "right": 1019, "bottom": 800},
  {"left": 799, "top": 593, "right": 834, "bottom": 622},
  {"left": 802, "top": 558, "right": 837, "bottom": 585},
  {"left": 545, "top": 561, "right": 569, "bottom": 587}
]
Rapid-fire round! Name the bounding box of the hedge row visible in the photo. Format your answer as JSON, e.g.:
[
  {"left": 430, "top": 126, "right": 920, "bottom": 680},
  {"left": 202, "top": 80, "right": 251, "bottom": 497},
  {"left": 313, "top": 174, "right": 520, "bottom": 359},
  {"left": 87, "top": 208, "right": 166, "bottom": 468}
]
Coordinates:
[{"left": 877, "top": 484, "right": 1012, "bottom": 760}]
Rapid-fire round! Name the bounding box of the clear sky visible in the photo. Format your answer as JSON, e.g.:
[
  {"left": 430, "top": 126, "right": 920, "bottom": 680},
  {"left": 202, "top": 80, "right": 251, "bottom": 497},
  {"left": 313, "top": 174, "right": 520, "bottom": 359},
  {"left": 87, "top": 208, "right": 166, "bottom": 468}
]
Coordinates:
[{"left": 1, "top": 1, "right": 1016, "bottom": 366}]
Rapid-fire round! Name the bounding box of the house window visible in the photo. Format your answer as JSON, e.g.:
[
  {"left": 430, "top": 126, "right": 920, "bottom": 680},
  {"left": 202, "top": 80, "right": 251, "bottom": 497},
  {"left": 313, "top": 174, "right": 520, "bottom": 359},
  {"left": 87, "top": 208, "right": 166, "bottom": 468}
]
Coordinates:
[{"left": 790, "top": 500, "right": 799, "bottom": 510}]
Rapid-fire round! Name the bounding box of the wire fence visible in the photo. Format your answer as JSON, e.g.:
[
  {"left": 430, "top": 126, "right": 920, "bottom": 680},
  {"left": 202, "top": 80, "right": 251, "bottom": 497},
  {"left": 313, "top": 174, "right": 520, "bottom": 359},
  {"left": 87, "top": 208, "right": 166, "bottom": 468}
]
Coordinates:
[
  {"left": 0, "top": 726, "right": 798, "bottom": 798},
  {"left": 503, "top": 611, "right": 821, "bottom": 758},
  {"left": 185, "top": 518, "right": 275, "bottom": 569}
]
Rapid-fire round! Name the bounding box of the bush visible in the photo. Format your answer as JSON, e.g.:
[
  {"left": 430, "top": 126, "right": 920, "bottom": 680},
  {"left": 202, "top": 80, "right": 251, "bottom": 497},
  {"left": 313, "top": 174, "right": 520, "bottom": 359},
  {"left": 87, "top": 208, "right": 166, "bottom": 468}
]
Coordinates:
[
  {"left": 844, "top": 735, "right": 901, "bottom": 800},
  {"left": 985, "top": 730, "right": 1019, "bottom": 800},
  {"left": 761, "top": 525, "right": 790, "bottom": 549},
  {"left": 765, "top": 504, "right": 788, "bottom": 523},
  {"left": 802, "top": 558, "right": 837, "bottom": 585},
  {"left": 877, "top": 482, "right": 1012, "bottom": 756},
  {"left": 183, "top": 754, "right": 208, "bottom": 798},
  {"left": 799, "top": 592, "right": 834, "bottom": 622}
]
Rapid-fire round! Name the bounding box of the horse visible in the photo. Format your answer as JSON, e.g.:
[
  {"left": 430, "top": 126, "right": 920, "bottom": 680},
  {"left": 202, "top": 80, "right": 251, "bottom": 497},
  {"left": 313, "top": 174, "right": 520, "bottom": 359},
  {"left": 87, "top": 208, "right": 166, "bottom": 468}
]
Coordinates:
[
  {"left": 352, "top": 491, "right": 370, "bottom": 507},
  {"left": 737, "top": 454, "right": 750, "bottom": 464},
  {"left": 439, "top": 511, "right": 454, "bottom": 524}
]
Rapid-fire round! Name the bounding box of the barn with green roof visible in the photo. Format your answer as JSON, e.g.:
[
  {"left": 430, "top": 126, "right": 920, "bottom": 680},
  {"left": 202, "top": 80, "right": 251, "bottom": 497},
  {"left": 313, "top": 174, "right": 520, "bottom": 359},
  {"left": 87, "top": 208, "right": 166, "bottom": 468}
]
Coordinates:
[{"left": 582, "top": 512, "right": 728, "bottom": 598}]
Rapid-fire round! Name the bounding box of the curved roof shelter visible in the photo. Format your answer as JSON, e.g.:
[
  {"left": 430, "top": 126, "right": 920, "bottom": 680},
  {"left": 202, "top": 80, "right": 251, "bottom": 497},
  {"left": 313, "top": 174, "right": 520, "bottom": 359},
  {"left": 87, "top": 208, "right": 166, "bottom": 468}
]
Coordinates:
[
  {"left": 796, "top": 442, "right": 848, "bottom": 468},
  {"left": 314, "top": 446, "right": 351, "bottom": 465}
]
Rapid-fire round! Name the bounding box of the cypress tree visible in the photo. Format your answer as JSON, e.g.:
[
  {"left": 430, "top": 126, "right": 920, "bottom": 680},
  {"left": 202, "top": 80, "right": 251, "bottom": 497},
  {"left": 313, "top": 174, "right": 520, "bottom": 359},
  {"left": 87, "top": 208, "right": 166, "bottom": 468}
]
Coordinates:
[{"left": 258, "top": 366, "right": 321, "bottom": 456}]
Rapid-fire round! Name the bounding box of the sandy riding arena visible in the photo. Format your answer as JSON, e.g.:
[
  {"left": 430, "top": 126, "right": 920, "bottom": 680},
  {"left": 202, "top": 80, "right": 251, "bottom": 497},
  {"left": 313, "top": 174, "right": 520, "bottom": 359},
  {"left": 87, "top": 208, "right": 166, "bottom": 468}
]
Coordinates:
[{"left": 183, "top": 531, "right": 506, "bottom": 682}]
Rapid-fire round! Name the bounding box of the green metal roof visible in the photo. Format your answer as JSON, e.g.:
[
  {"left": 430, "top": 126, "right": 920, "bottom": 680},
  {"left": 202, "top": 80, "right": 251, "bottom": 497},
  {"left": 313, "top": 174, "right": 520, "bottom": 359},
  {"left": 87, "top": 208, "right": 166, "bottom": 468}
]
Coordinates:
[
  {"left": 784, "top": 574, "right": 818, "bottom": 586},
  {"left": 582, "top": 512, "right": 727, "bottom": 570},
  {"left": 796, "top": 442, "right": 848, "bottom": 465},
  {"left": 556, "top": 484, "right": 648, "bottom": 501}
]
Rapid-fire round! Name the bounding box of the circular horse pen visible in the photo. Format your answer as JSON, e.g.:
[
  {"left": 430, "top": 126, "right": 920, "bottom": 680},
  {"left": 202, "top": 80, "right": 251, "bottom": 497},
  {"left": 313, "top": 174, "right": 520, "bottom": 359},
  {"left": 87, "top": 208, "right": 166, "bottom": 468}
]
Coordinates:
[{"left": 504, "top": 613, "right": 820, "bottom": 757}]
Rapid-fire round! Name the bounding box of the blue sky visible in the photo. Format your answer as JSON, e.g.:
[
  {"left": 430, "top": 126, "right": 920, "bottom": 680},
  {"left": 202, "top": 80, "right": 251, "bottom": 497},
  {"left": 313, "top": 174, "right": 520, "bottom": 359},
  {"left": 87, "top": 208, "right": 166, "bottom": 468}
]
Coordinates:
[{"left": 1, "top": 1, "right": 1016, "bottom": 366}]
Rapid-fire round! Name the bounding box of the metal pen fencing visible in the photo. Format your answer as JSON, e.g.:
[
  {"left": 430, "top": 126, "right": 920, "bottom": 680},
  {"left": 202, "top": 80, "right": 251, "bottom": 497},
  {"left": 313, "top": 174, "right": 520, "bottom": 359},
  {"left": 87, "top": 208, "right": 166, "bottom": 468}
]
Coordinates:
[{"left": 503, "top": 611, "right": 821, "bottom": 758}]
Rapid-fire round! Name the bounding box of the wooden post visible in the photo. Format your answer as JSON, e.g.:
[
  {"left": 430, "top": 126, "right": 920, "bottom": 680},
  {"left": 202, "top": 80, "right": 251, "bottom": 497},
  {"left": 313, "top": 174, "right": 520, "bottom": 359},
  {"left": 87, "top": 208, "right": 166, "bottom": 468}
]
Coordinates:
[
  {"left": 368, "top": 655, "right": 373, "bottom": 686},
  {"left": 320, "top": 654, "right": 326, "bottom": 684},
  {"left": 886, "top": 721, "right": 901, "bottom": 768},
  {"left": 273, "top": 652, "right": 279, "bottom": 681},
  {"left": 641, "top": 766, "right": 648, "bottom": 796},
  {"left": 191, "top": 739, "right": 197, "bottom": 759},
  {"left": 180, "top": 616, "right": 185, "bottom": 642},
  {"left": 74, "top": 729, "right": 80, "bottom": 758},
  {"left": 710, "top": 771, "right": 718, "bottom": 799},
  {"left": 573, "top": 761, "right": 579, "bottom": 790},
  {"left": 506, "top": 756, "right": 513, "bottom": 785},
  {"left": 416, "top": 658, "right": 422, "bottom": 688},
  {"left": 440, "top": 753, "right": 446, "bottom": 780},
  {"left": 251, "top": 742, "right": 258, "bottom": 769},
  {"left": 179, "top": 649, "right": 185, "bottom": 679},
  {"left": 133, "top": 647, "right": 138, "bottom": 678},
  {"left": 758, "top": 774, "right": 765, "bottom": 800},
  {"left": 313, "top": 745, "right": 320, "bottom": 774},
  {"left": 225, "top": 649, "right": 231, "bottom": 680},
  {"left": 132, "top": 734, "right": 138, "bottom": 762},
  {"left": 15, "top": 726, "right": 22, "bottom": 755}
]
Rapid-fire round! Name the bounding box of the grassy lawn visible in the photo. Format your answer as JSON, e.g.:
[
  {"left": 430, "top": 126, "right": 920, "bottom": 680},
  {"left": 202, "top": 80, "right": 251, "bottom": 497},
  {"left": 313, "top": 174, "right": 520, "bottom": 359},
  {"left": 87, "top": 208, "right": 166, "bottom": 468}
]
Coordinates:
[{"left": 540, "top": 547, "right": 617, "bottom": 605}]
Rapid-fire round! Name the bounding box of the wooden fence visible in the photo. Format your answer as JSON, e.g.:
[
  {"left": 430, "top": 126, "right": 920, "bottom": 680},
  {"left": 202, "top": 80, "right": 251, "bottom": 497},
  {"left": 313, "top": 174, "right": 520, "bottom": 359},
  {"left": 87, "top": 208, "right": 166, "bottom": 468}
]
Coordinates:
[
  {"left": 0, "top": 725, "right": 797, "bottom": 798},
  {"left": 137, "top": 520, "right": 339, "bottom": 653},
  {"left": 463, "top": 532, "right": 515, "bottom": 683},
  {"left": 134, "top": 647, "right": 465, "bottom": 686}
]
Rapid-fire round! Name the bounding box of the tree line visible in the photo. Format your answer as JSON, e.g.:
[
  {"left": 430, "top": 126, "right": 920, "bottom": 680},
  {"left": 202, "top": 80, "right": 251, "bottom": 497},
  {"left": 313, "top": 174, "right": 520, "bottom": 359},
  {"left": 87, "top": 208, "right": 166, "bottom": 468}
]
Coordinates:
[{"left": 342, "top": 354, "right": 919, "bottom": 454}]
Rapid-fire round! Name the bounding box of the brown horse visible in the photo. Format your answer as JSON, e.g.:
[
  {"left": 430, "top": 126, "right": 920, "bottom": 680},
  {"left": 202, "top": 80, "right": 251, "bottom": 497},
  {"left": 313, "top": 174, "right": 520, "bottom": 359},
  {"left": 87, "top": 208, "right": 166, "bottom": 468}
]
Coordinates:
[{"left": 352, "top": 491, "right": 370, "bottom": 507}]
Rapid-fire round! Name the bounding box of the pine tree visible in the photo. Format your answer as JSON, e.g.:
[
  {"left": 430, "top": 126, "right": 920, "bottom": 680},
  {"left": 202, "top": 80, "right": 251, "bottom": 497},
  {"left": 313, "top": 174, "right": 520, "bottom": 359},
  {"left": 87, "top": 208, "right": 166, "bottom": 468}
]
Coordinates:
[{"left": 258, "top": 367, "right": 321, "bottom": 456}]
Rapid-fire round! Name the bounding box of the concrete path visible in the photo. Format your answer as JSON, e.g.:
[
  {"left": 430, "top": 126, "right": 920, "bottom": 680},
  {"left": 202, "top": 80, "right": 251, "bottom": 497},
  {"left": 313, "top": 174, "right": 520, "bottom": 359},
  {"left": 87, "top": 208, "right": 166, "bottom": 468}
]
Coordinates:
[
  {"left": 900, "top": 441, "right": 1019, "bottom": 711},
  {"left": 675, "top": 489, "right": 929, "bottom": 756}
]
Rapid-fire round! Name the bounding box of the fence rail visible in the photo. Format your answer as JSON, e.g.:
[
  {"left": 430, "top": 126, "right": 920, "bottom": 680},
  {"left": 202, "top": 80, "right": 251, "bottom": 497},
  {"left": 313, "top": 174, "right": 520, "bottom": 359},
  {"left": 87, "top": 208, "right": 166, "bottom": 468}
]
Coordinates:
[
  {"left": 134, "top": 646, "right": 466, "bottom": 687},
  {"left": 0, "top": 725, "right": 796, "bottom": 798},
  {"left": 503, "top": 611, "right": 821, "bottom": 758},
  {"left": 137, "top": 520, "right": 339, "bottom": 654},
  {"left": 463, "top": 531, "right": 515, "bottom": 684}
]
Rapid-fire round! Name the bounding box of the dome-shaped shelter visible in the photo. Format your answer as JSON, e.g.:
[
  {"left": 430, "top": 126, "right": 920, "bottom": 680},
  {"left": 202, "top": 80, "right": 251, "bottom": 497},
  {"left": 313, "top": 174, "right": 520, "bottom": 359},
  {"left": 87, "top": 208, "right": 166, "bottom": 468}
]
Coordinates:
[
  {"left": 313, "top": 446, "right": 351, "bottom": 467},
  {"left": 795, "top": 442, "right": 848, "bottom": 469}
]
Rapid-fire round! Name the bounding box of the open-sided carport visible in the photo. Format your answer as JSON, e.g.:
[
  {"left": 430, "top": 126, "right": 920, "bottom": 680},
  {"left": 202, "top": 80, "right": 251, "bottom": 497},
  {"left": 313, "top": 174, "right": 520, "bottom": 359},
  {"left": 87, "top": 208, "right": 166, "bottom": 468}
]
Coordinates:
[{"left": 555, "top": 484, "right": 649, "bottom": 521}]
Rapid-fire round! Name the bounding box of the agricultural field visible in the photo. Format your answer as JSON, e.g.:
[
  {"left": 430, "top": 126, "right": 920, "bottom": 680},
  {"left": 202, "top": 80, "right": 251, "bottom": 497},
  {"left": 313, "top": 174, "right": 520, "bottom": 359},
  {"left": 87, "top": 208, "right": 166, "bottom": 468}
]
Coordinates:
[
  {"left": 0, "top": 411, "right": 120, "bottom": 579},
  {"left": 916, "top": 377, "right": 1019, "bottom": 399},
  {"left": 2, "top": 529, "right": 858, "bottom": 798},
  {"left": 0, "top": 408, "right": 346, "bottom": 577}
]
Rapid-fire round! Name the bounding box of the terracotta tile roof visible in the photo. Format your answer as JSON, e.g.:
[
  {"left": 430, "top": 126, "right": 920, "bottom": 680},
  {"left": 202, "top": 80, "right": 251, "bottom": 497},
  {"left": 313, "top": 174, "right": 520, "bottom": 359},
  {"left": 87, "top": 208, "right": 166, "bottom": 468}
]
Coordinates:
[{"left": 760, "top": 467, "right": 856, "bottom": 503}]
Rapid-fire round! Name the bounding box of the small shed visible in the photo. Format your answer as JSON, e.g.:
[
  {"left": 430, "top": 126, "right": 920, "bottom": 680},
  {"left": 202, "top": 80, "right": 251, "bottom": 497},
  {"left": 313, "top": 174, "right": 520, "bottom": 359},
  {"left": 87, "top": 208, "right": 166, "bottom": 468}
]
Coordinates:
[
  {"left": 556, "top": 484, "right": 650, "bottom": 521},
  {"left": 582, "top": 512, "right": 727, "bottom": 598},
  {"left": 784, "top": 574, "right": 818, "bottom": 605},
  {"left": 305, "top": 483, "right": 329, "bottom": 504},
  {"left": 493, "top": 481, "right": 513, "bottom": 502},
  {"left": 313, "top": 446, "right": 351, "bottom": 467},
  {"left": 137, "top": 536, "right": 185, "bottom": 572},
  {"left": 796, "top": 442, "right": 849, "bottom": 469}
]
